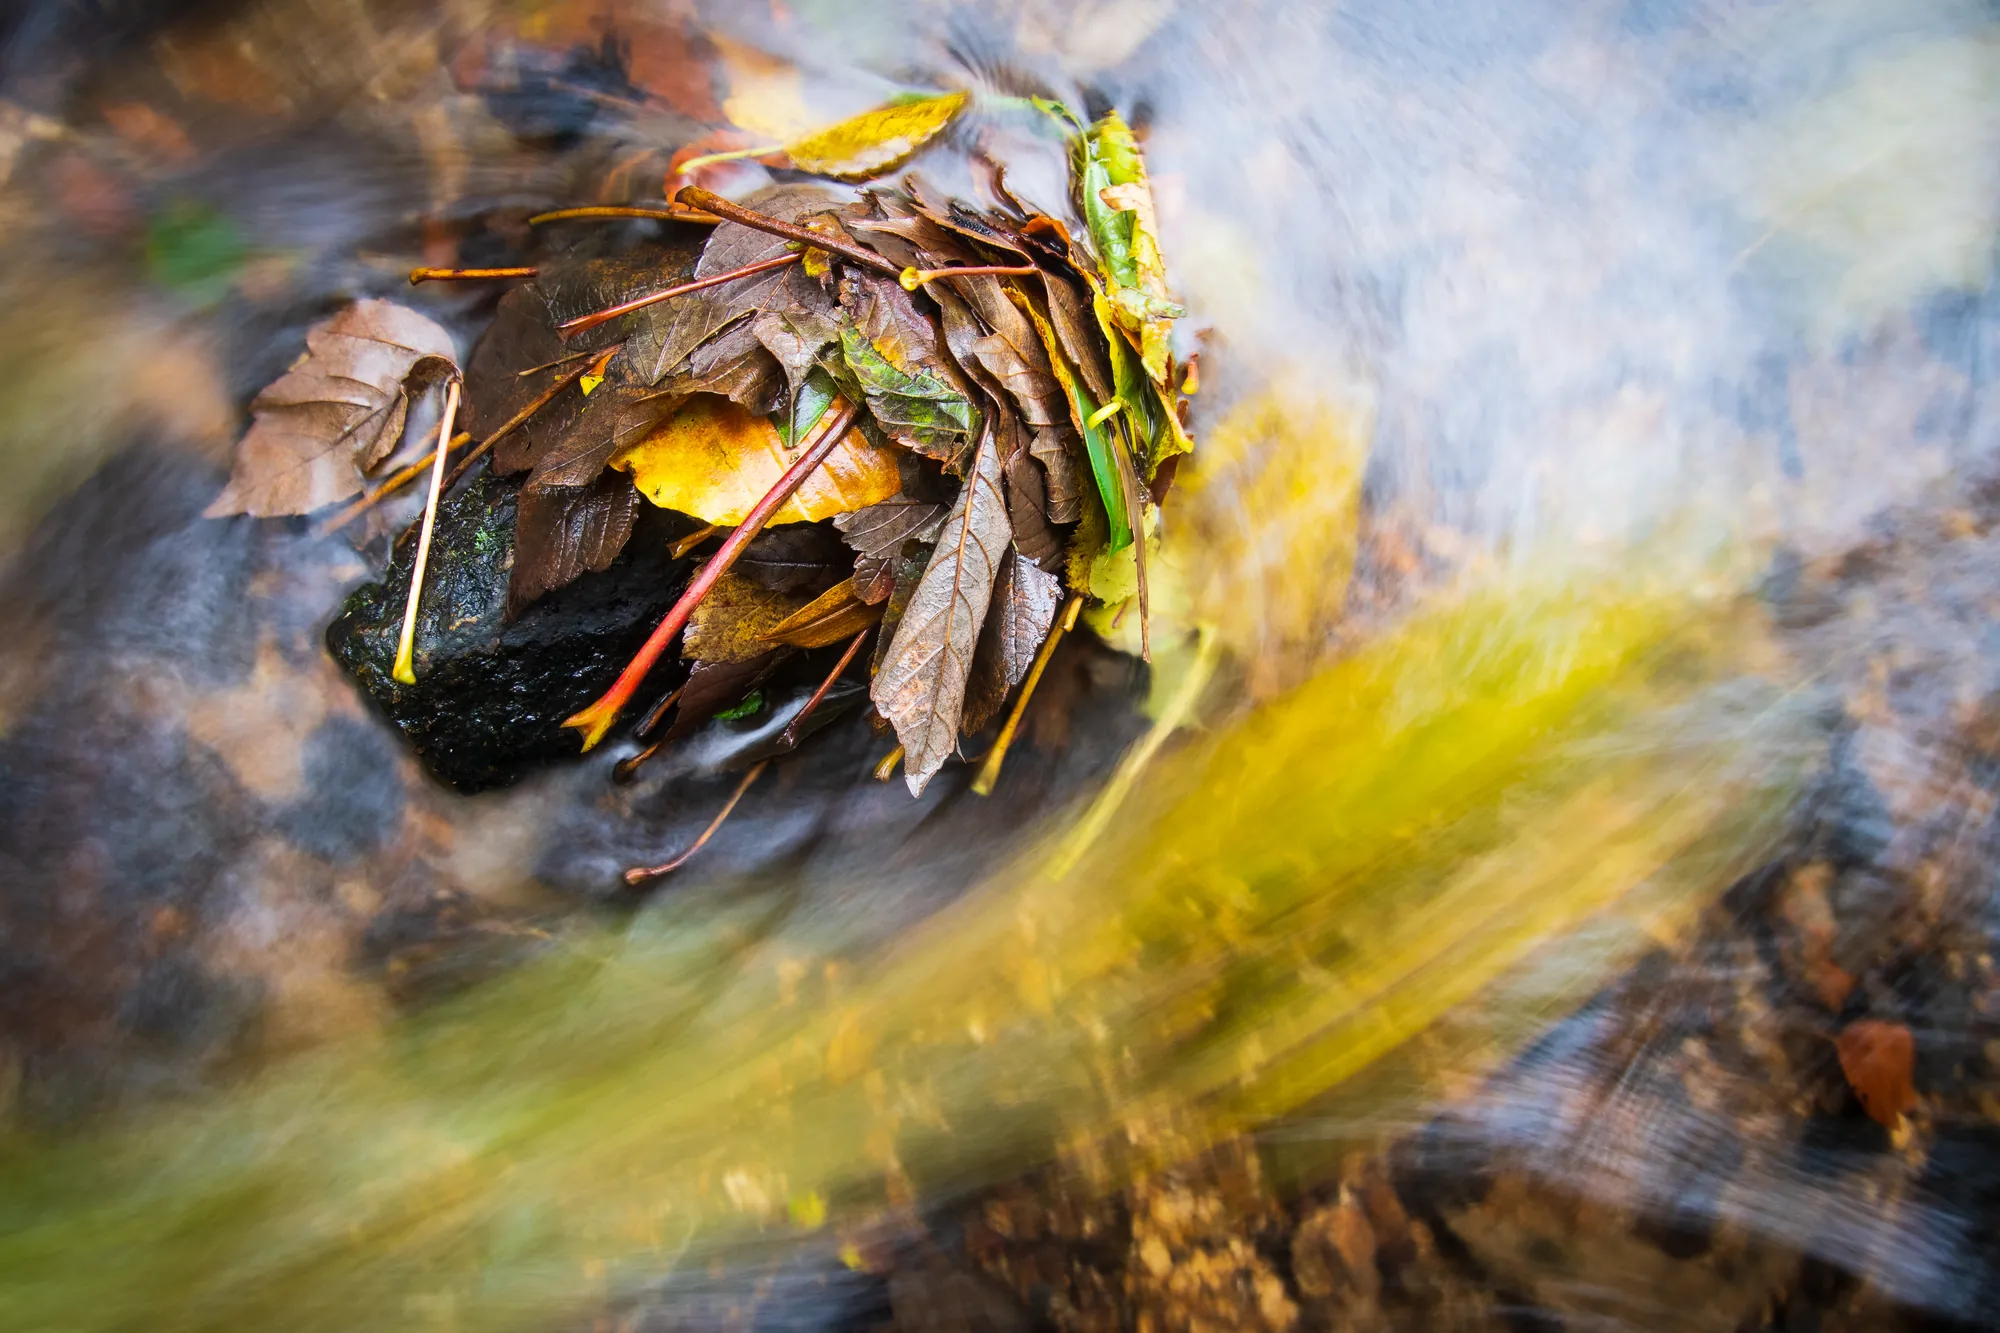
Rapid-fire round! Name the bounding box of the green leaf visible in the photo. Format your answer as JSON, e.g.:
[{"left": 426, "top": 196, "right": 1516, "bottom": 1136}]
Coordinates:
[
  {"left": 1007, "top": 289, "right": 1132, "bottom": 550},
  {"left": 714, "top": 689, "right": 765, "bottom": 722},
  {"left": 838, "top": 323, "right": 978, "bottom": 460},
  {"left": 771, "top": 366, "right": 838, "bottom": 448},
  {"left": 783, "top": 91, "right": 968, "bottom": 181},
  {"left": 1073, "top": 112, "right": 1184, "bottom": 385}
]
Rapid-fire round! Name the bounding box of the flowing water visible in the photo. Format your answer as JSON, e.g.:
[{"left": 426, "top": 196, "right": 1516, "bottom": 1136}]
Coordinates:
[{"left": 0, "top": 1, "right": 1997, "bottom": 1329}]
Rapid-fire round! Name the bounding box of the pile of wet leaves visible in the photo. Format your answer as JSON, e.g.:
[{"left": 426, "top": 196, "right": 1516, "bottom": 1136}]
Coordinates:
[{"left": 206, "top": 91, "right": 1194, "bottom": 879}]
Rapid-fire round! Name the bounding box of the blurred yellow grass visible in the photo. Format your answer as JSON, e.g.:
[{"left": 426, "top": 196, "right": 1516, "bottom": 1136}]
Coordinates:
[{"left": 0, "top": 563, "right": 1814, "bottom": 1332}]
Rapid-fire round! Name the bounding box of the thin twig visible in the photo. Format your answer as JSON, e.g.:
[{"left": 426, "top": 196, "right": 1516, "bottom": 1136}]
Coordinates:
[
  {"left": 529, "top": 206, "right": 713, "bottom": 226},
  {"left": 675, "top": 187, "right": 905, "bottom": 279},
  {"left": 623, "top": 761, "right": 769, "bottom": 884},
  {"left": 437, "top": 345, "right": 617, "bottom": 494},
  {"left": 781, "top": 629, "right": 870, "bottom": 748},
  {"left": 561, "top": 401, "right": 862, "bottom": 750},
  {"left": 636, "top": 684, "right": 687, "bottom": 739},
  {"left": 614, "top": 680, "right": 685, "bottom": 783},
  {"left": 558, "top": 253, "right": 800, "bottom": 336},
  {"left": 899, "top": 263, "right": 1039, "bottom": 291},
  {"left": 391, "top": 379, "right": 463, "bottom": 684},
  {"left": 516, "top": 350, "right": 594, "bottom": 377},
  {"left": 409, "top": 266, "right": 537, "bottom": 284},
  {"left": 314, "top": 432, "right": 470, "bottom": 537},
  {"left": 670, "top": 524, "right": 719, "bottom": 559},
  {"left": 674, "top": 144, "right": 783, "bottom": 175},
  {"left": 971, "top": 594, "right": 1081, "bottom": 796}
]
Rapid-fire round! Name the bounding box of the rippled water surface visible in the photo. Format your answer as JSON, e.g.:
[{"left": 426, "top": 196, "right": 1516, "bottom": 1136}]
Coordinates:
[{"left": 1, "top": 1, "right": 1997, "bottom": 1330}]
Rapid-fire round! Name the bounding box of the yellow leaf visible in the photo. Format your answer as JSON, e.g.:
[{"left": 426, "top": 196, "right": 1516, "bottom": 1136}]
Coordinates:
[
  {"left": 683, "top": 574, "right": 808, "bottom": 664},
  {"left": 610, "top": 395, "right": 903, "bottom": 527},
  {"left": 760, "top": 582, "right": 883, "bottom": 649},
  {"left": 783, "top": 91, "right": 969, "bottom": 182}
]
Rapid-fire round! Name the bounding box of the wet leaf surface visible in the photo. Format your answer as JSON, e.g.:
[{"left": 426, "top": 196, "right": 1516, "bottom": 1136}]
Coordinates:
[
  {"left": 834, "top": 493, "right": 950, "bottom": 597},
  {"left": 206, "top": 300, "right": 455, "bottom": 517},
  {"left": 625, "top": 185, "right": 840, "bottom": 385},
  {"left": 734, "top": 524, "right": 850, "bottom": 595},
  {"left": 838, "top": 270, "right": 980, "bottom": 468},
  {"left": 682, "top": 572, "right": 808, "bottom": 664},
  {"left": 872, "top": 418, "right": 1009, "bottom": 794},
  {"left": 760, "top": 581, "right": 883, "bottom": 649},
  {"left": 782, "top": 90, "right": 968, "bottom": 181},
  {"left": 611, "top": 394, "right": 902, "bottom": 526},
  {"left": 508, "top": 469, "right": 644, "bottom": 619},
  {"left": 962, "top": 549, "right": 1062, "bottom": 734}
]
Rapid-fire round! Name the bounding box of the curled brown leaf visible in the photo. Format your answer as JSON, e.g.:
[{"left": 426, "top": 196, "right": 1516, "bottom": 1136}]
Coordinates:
[{"left": 207, "top": 299, "right": 456, "bottom": 517}]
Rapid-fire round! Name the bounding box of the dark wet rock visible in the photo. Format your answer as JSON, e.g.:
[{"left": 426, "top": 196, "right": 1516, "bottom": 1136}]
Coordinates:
[{"left": 326, "top": 471, "right": 693, "bottom": 792}]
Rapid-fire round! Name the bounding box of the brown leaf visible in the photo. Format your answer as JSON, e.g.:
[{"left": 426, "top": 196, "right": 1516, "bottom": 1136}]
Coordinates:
[
  {"left": 1005, "top": 450, "right": 1063, "bottom": 567},
  {"left": 1836, "top": 1020, "right": 1917, "bottom": 1128},
  {"left": 612, "top": 395, "right": 903, "bottom": 526},
  {"left": 834, "top": 494, "right": 950, "bottom": 596},
  {"left": 872, "top": 417, "right": 1009, "bottom": 795},
  {"left": 206, "top": 299, "right": 455, "bottom": 517},
  {"left": 751, "top": 265, "right": 843, "bottom": 406},
  {"left": 523, "top": 383, "right": 682, "bottom": 489},
  {"left": 1042, "top": 274, "right": 1115, "bottom": 407},
  {"left": 838, "top": 269, "right": 981, "bottom": 469},
  {"left": 735, "top": 524, "right": 851, "bottom": 595},
  {"left": 465, "top": 286, "right": 573, "bottom": 475},
  {"left": 995, "top": 408, "right": 1065, "bottom": 567},
  {"left": 961, "top": 549, "right": 1062, "bottom": 734},
  {"left": 1029, "top": 425, "right": 1085, "bottom": 523},
  {"left": 868, "top": 547, "right": 932, "bottom": 675},
  {"left": 951, "top": 276, "right": 1068, "bottom": 430},
  {"left": 761, "top": 581, "right": 884, "bottom": 649},
  {"left": 683, "top": 573, "right": 809, "bottom": 664},
  {"left": 626, "top": 185, "right": 841, "bottom": 385},
  {"left": 508, "top": 469, "right": 642, "bottom": 618},
  {"left": 682, "top": 318, "right": 784, "bottom": 414},
  {"left": 666, "top": 653, "right": 788, "bottom": 742},
  {"left": 542, "top": 240, "right": 703, "bottom": 355}
]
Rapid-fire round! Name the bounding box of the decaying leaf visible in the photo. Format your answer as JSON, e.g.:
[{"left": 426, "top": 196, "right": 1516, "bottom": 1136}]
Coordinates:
[
  {"left": 994, "top": 409, "right": 1065, "bottom": 567},
  {"left": 961, "top": 549, "right": 1062, "bottom": 734},
  {"left": 1836, "top": 1019, "right": 1918, "bottom": 1128},
  {"left": 834, "top": 494, "right": 949, "bottom": 598},
  {"left": 666, "top": 653, "right": 789, "bottom": 742},
  {"left": 838, "top": 271, "right": 980, "bottom": 467},
  {"left": 508, "top": 469, "right": 643, "bottom": 618},
  {"left": 626, "top": 185, "right": 840, "bottom": 385},
  {"left": 735, "top": 524, "right": 851, "bottom": 595},
  {"left": 872, "top": 420, "right": 1009, "bottom": 795},
  {"left": 783, "top": 90, "right": 968, "bottom": 181},
  {"left": 761, "top": 581, "right": 883, "bottom": 649},
  {"left": 683, "top": 573, "right": 809, "bottom": 664},
  {"left": 1009, "top": 285, "right": 1130, "bottom": 549},
  {"left": 683, "top": 318, "right": 784, "bottom": 413},
  {"left": 1073, "top": 110, "right": 1183, "bottom": 385},
  {"left": 520, "top": 382, "right": 681, "bottom": 489},
  {"left": 207, "top": 299, "right": 456, "bottom": 517},
  {"left": 612, "top": 395, "right": 902, "bottom": 526}
]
